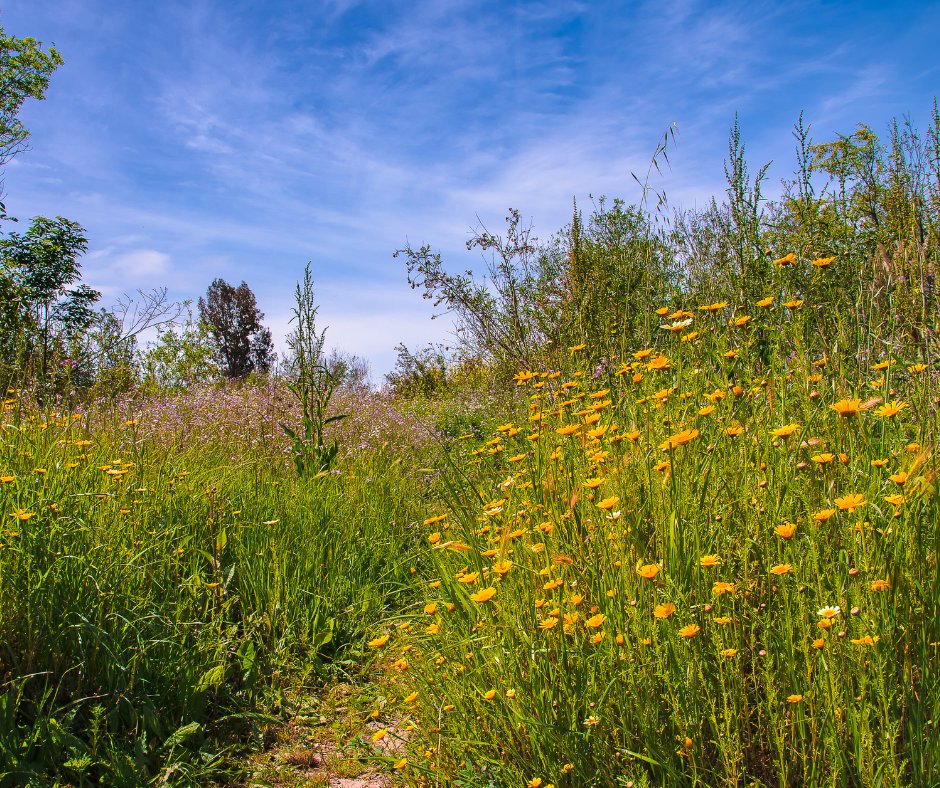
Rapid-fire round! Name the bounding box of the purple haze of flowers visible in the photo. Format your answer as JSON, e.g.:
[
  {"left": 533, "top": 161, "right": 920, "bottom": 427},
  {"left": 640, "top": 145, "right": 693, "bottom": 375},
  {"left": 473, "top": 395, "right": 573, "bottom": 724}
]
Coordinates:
[{"left": 79, "top": 380, "right": 436, "bottom": 465}]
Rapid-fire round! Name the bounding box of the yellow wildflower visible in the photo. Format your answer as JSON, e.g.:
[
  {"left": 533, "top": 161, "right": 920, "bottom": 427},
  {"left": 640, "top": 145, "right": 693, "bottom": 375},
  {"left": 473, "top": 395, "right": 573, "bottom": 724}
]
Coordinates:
[
  {"left": 774, "top": 522, "right": 796, "bottom": 539},
  {"left": 831, "top": 399, "right": 862, "bottom": 417},
  {"left": 874, "top": 400, "right": 908, "bottom": 418},
  {"left": 835, "top": 493, "right": 866, "bottom": 512},
  {"left": 713, "top": 581, "right": 734, "bottom": 595},
  {"left": 470, "top": 587, "right": 497, "bottom": 603}
]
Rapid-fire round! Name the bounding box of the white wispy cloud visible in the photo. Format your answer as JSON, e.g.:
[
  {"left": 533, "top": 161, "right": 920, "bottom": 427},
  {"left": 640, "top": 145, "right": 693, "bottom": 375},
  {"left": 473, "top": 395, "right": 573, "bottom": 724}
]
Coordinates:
[{"left": 3, "top": 0, "right": 937, "bottom": 372}]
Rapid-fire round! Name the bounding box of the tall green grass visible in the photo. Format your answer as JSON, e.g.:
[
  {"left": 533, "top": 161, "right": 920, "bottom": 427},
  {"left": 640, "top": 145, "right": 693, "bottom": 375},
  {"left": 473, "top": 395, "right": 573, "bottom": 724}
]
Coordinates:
[
  {"left": 0, "top": 399, "right": 428, "bottom": 786},
  {"left": 374, "top": 296, "right": 939, "bottom": 788}
]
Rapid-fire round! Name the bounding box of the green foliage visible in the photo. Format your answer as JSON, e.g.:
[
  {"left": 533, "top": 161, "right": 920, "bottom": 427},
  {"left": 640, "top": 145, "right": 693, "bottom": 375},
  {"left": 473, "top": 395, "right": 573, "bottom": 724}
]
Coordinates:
[
  {"left": 0, "top": 23, "right": 63, "bottom": 202},
  {"left": 137, "top": 311, "right": 220, "bottom": 393},
  {"left": 198, "top": 278, "right": 275, "bottom": 379},
  {"left": 384, "top": 343, "right": 451, "bottom": 399},
  {"left": 397, "top": 104, "right": 940, "bottom": 373},
  {"left": 397, "top": 209, "right": 545, "bottom": 370},
  {"left": 0, "top": 400, "right": 426, "bottom": 785},
  {"left": 281, "top": 264, "right": 348, "bottom": 476},
  {"left": 0, "top": 216, "right": 97, "bottom": 396}
]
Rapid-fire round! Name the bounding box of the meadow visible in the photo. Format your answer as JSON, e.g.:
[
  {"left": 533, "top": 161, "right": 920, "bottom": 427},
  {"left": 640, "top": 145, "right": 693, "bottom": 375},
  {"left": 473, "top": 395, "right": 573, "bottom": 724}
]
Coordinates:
[
  {"left": 0, "top": 383, "right": 442, "bottom": 785},
  {"left": 1, "top": 111, "right": 939, "bottom": 787},
  {"left": 382, "top": 301, "right": 939, "bottom": 788}
]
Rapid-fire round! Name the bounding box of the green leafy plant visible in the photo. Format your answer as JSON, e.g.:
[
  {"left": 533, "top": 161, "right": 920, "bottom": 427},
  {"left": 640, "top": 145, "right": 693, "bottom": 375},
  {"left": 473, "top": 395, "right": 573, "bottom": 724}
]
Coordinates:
[{"left": 280, "top": 263, "right": 347, "bottom": 476}]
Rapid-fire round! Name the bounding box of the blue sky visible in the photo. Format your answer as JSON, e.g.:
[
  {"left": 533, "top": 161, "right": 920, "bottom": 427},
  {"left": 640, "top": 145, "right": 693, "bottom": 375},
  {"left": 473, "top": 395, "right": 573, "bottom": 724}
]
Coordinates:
[{"left": 3, "top": 0, "right": 939, "bottom": 375}]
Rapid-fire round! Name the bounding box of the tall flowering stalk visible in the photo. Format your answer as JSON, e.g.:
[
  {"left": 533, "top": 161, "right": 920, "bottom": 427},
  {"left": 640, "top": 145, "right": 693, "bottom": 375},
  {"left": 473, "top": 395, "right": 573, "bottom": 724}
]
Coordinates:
[{"left": 280, "top": 263, "right": 347, "bottom": 476}]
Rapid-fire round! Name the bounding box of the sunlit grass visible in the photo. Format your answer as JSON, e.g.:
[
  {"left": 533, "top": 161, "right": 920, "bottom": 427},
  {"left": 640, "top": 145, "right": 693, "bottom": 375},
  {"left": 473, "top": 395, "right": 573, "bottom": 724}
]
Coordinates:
[{"left": 0, "top": 393, "right": 430, "bottom": 785}]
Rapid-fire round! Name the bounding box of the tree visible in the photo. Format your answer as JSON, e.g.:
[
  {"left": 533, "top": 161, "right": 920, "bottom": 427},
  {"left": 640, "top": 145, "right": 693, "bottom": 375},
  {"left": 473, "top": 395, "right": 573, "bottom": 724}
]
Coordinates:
[
  {"left": 0, "top": 21, "right": 64, "bottom": 207},
  {"left": 324, "top": 346, "right": 371, "bottom": 389},
  {"left": 138, "top": 309, "right": 220, "bottom": 392},
  {"left": 198, "top": 278, "right": 275, "bottom": 378},
  {"left": 0, "top": 216, "right": 97, "bottom": 394}
]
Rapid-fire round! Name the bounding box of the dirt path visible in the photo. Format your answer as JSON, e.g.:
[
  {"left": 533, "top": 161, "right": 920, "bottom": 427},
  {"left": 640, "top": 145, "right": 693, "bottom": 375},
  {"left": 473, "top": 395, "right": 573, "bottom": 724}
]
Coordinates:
[{"left": 243, "top": 680, "right": 407, "bottom": 788}]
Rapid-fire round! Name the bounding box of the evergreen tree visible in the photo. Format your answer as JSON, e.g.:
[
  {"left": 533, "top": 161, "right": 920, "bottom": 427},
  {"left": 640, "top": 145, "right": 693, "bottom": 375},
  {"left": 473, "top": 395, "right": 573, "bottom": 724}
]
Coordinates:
[{"left": 197, "top": 278, "right": 275, "bottom": 378}]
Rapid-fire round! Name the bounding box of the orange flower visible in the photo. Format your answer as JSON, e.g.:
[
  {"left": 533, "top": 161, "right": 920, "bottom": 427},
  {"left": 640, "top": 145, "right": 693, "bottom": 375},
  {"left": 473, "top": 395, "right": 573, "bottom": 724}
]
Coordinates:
[
  {"left": 831, "top": 399, "right": 862, "bottom": 417},
  {"left": 770, "top": 564, "right": 792, "bottom": 576},
  {"left": 700, "top": 554, "right": 721, "bottom": 568},
  {"left": 835, "top": 493, "right": 866, "bottom": 512},
  {"left": 771, "top": 424, "right": 800, "bottom": 439},
  {"left": 585, "top": 613, "right": 606, "bottom": 628},
  {"left": 637, "top": 564, "right": 660, "bottom": 579},
  {"left": 874, "top": 400, "right": 908, "bottom": 418},
  {"left": 712, "top": 581, "right": 734, "bottom": 595},
  {"left": 720, "top": 648, "right": 738, "bottom": 657},
  {"left": 775, "top": 522, "right": 796, "bottom": 539},
  {"left": 659, "top": 429, "right": 700, "bottom": 451},
  {"left": 813, "top": 508, "right": 836, "bottom": 523},
  {"left": 871, "top": 579, "right": 890, "bottom": 591},
  {"left": 470, "top": 587, "right": 497, "bottom": 603},
  {"left": 678, "top": 624, "right": 700, "bottom": 638},
  {"left": 654, "top": 603, "right": 676, "bottom": 619}
]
